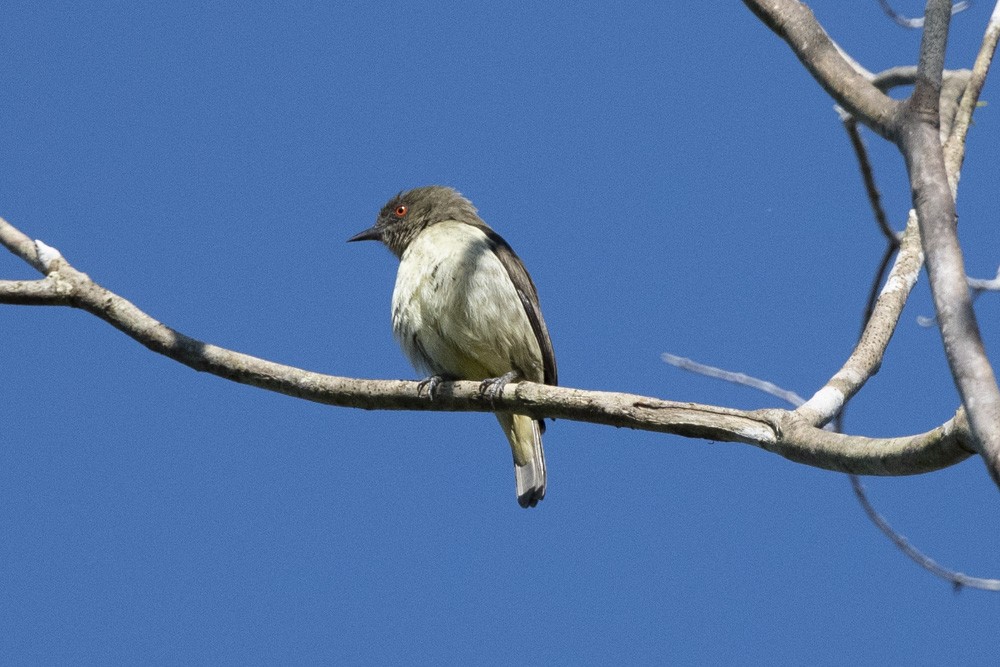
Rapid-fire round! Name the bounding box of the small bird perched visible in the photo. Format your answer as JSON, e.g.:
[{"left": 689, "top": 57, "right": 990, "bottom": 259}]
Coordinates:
[{"left": 349, "top": 186, "right": 557, "bottom": 508}]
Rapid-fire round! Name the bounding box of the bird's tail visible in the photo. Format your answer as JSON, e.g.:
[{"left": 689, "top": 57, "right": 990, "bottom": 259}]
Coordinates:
[{"left": 497, "top": 413, "right": 546, "bottom": 508}]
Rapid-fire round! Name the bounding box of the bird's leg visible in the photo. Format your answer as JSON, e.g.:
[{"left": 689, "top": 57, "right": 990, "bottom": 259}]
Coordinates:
[
  {"left": 478, "top": 371, "right": 519, "bottom": 407},
  {"left": 417, "top": 374, "right": 451, "bottom": 400}
]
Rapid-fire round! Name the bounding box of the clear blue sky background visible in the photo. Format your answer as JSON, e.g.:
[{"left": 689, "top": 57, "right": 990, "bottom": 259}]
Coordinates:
[{"left": 3, "top": 1, "right": 999, "bottom": 664}]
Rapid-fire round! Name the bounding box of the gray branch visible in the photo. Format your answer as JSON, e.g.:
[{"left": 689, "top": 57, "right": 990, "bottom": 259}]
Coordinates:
[
  {"left": 662, "top": 354, "right": 807, "bottom": 406},
  {"left": 664, "top": 353, "right": 1000, "bottom": 591},
  {"left": 877, "top": 0, "right": 972, "bottom": 30},
  {"left": 795, "top": 213, "right": 924, "bottom": 426},
  {"left": 0, "top": 217, "right": 974, "bottom": 477},
  {"left": 742, "top": 0, "right": 900, "bottom": 139},
  {"left": 918, "top": 266, "right": 1000, "bottom": 327},
  {"left": 899, "top": 0, "right": 1000, "bottom": 486},
  {"left": 749, "top": 0, "right": 1000, "bottom": 489},
  {"left": 851, "top": 475, "right": 1000, "bottom": 591}
]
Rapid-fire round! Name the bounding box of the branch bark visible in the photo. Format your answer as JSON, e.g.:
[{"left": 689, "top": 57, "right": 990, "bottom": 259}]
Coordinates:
[
  {"left": 795, "top": 212, "right": 923, "bottom": 426},
  {"left": 3, "top": 3, "right": 998, "bottom": 491},
  {"left": 0, "top": 217, "right": 975, "bottom": 477},
  {"left": 664, "top": 352, "right": 1000, "bottom": 591},
  {"left": 751, "top": 1, "right": 1000, "bottom": 490},
  {"left": 742, "top": 0, "right": 900, "bottom": 138},
  {"left": 821, "top": 64, "right": 972, "bottom": 433},
  {"left": 898, "top": 0, "right": 1000, "bottom": 486}
]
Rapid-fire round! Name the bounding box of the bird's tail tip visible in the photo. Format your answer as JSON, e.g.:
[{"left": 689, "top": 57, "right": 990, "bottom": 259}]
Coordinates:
[
  {"left": 499, "top": 412, "right": 547, "bottom": 509},
  {"left": 513, "top": 418, "right": 546, "bottom": 509},
  {"left": 515, "top": 468, "right": 546, "bottom": 508}
]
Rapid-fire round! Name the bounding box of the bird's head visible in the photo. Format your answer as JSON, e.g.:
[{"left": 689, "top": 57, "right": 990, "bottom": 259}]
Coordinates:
[{"left": 348, "top": 185, "right": 479, "bottom": 257}]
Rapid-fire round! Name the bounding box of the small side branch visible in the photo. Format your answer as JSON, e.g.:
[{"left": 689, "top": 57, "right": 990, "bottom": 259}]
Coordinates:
[
  {"left": 851, "top": 475, "right": 1000, "bottom": 591},
  {"left": 842, "top": 117, "right": 897, "bottom": 244},
  {"left": 877, "top": 0, "right": 972, "bottom": 30},
  {"left": 665, "top": 355, "right": 999, "bottom": 591},
  {"left": 944, "top": 3, "right": 1000, "bottom": 184},
  {"left": 662, "top": 354, "right": 807, "bottom": 406}
]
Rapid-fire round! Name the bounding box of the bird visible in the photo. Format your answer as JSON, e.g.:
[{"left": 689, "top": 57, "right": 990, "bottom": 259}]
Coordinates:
[{"left": 348, "top": 186, "right": 557, "bottom": 508}]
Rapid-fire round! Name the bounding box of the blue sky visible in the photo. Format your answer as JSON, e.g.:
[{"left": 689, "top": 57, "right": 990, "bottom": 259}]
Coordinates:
[{"left": 2, "top": 1, "right": 999, "bottom": 664}]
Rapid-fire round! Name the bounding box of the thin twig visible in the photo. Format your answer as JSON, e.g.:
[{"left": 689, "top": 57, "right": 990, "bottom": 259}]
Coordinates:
[
  {"left": 944, "top": 1, "right": 1000, "bottom": 187},
  {"left": 842, "top": 116, "right": 898, "bottom": 244},
  {"left": 917, "top": 265, "right": 1000, "bottom": 327},
  {"left": 661, "top": 354, "right": 807, "bottom": 406},
  {"left": 877, "top": 0, "right": 972, "bottom": 30},
  {"left": 664, "top": 355, "right": 1000, "bottom": 591},
  {"left": 850, "top": 475, "right": 1000, "bottom": 591}
]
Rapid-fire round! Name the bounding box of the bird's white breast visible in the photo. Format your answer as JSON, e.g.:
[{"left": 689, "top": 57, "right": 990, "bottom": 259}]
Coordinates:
[{"left": 391, "top": 221, "right": 543, "bottom": 382}]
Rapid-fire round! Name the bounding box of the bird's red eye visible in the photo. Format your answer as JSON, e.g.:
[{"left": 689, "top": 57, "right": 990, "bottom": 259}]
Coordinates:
[{"left": 394, "top": 205, "right": 408, "bottom": 218}]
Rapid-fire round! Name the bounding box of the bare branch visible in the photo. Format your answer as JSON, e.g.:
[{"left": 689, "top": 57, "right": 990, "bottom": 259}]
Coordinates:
[
  {"left": 864, "top": 247, "right": 903, "bottom": 327},
  {"left": 662, "top": 354, "right": 807, "bottom": 406},
  {"left": 832, "top": 95, "right": 917, "bottom": 430},
  {"left": 968, "top": 265, "right": 1000, "bottom": 291},
  {"left": 0, "top": 217, "right": 975, "bottom": 477},
  {"left": 872, "top": 65, "right": 924, "bottom": 90},
  {"left": 0, "top": 278, "right": 65, "bottom": 305},
  {"left": 842, "top": 116, "right": 898, "bottom": 244},
  {"left": 878, "top": 0, "right": 972, "bottom": 30},
  {"left": 918, "top": 266, "right": 1000, "bottom": 326},
  {"left": 912, "top": 0, "right": 952, "bottom": 108},
  {"left": 898, "top": 0, "right": 1000, "bottom": 486},
  {"left": 797, "top": 33, "right": 981, "bottom": 431},
  {"left": 833, "top": 243, "right": 902, "bottom": 433},
  {"left": 742, "top": 0, "right": 900, "bottom": 138},
  {"left": 851, "top": 475, "right": 1000, "bottom": 591},
  {"left": 795, "top": 214, "right": 924, "bottom": 426},
  {"left": 868, "top": 67, "right": 971, "bottom": 140},
  {"left": 0, "top": 218, "right": 51, "bottom": 274},
  {"left": 944, "top": 3, "right": 1000, "bottom": 185},
  {"left": 665, "top": 353, "right": 999, "bottom": 591},
  {"left": 746, "top": 7, "right": 974, "bottom": 434}
]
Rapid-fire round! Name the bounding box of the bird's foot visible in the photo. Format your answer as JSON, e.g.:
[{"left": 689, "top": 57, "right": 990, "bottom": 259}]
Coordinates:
[
  {"left": 479, "top": 371, "right": 519, "bottom": 407},
  {"left": 417, "top": 374, "right": 448, "bottom": 400}
]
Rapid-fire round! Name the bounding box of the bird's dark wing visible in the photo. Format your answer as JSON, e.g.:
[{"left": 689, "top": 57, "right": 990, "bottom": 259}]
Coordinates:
[{"left": 474, "top": 224, "right": 558, "bottom": 388}]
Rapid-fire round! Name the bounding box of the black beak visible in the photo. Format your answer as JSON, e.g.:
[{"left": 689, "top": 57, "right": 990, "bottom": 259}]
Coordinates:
[{"left": 347, "top": 225, "right": 382, "bottom": 243}]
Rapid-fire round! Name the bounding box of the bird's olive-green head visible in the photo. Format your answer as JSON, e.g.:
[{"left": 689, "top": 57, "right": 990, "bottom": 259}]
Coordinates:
[{"left": 348, "top": 185, "right": 480, "bottom": 258}]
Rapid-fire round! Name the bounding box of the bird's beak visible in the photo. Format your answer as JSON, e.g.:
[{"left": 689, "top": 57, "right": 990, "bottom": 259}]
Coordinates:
[{"left": 347, "top": 225, "right": 382, "bottom": 243}]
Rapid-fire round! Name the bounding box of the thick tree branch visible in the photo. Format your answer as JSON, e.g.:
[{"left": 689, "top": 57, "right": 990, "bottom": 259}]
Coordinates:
[
  {"left": 0, "top": 217, "right": 974, "bottom": 477},
  {"left": 742, "top": 0, "right": 900, "bottom": 138},
  {"left": 870, "top": 67, "right": 972, "bottom": 140},
  {"left": 785, "top": 21, "right": 986, "bottom": 435},
  {"left": 898, "top": 0, "right": 1000, "bottom": 486},
  {"left": 818, "top": 64, "right": 967, "bottom": 430}
]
